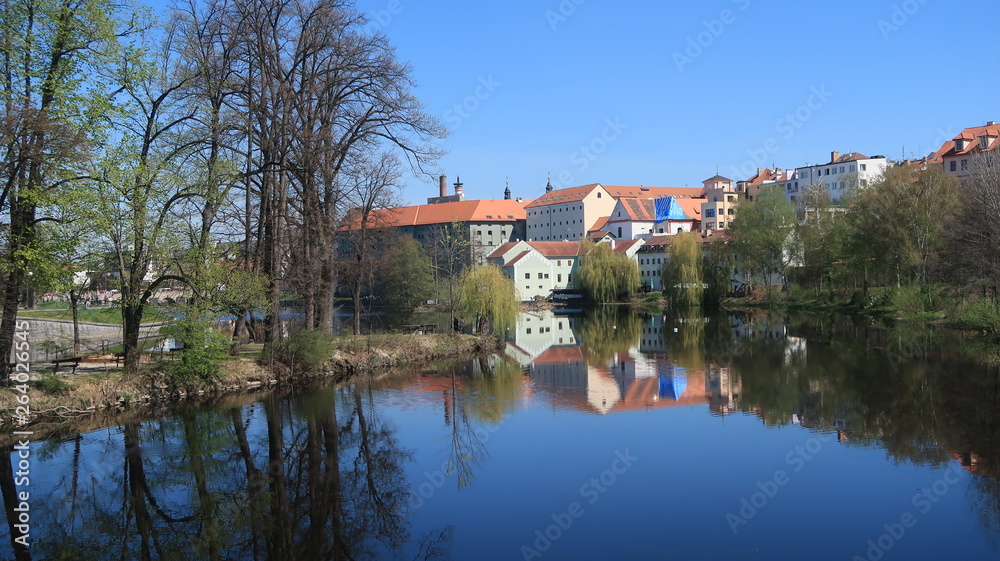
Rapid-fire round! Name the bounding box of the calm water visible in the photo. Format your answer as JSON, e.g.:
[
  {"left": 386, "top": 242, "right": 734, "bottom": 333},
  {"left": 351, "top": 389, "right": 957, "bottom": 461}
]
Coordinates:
[{"left": 3, "top": 310, "right": 999, "bottom": 560}]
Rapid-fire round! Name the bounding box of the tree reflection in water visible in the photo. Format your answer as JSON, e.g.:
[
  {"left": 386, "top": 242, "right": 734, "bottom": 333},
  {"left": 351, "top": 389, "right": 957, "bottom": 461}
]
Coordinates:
[{"left": 9, "top": 386, "right": 452, "bottom": 560}]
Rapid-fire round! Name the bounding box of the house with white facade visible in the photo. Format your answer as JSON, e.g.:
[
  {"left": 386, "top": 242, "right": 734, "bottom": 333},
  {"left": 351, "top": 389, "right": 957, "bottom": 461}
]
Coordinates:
[
  {"left": 791, "top": 151, "right": 887, "bottom": 203},
  {"left": 525, "top": 183, "right": 704, "bottom": 242},
  {"left": 937, "top": 121, "right": 1000, "bottom": 178},
  {"left": 489, "top": 239, "right": 644, "bottom": 300}
]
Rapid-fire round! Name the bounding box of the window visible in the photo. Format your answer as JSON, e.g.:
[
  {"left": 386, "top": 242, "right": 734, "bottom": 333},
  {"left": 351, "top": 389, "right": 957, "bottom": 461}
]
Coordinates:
[
  {"left": 961, "top": 159, "right": 968, "bottom": 170},
  {"left": 950, "top": 161, "right": 957, "bottom": 172},
  {"left": 486, "top": 215, "right": 493, "bottom": 219},
  {"left": 706, "top": 209, "right": 716, "bottom": 217},
  {"left": 557, "top": 260, "right": 561, "bottom": 266},
  {"left": 537, "top": 273, "right": 543, "bottom": 279},
  {"left": 477, "top": 230, "right": 481, "bottom": 235},
  {"left": 981, "top": 137, "right": 990, "bottom": 150},
  {"left": 525, "top": 273, "right": 530, "bottom": 279},
  {"left": 544, "top": 274, "right": 549, "bottom": 279},
  {"left": 860, "top": 164, "right": 867, "bottom": 171},
  {"left": 526, "top": 328, "right": 531, "bottom": 334},
  {"left": 557, "top": 274, "right": 562, "bottom": 282},
  {"left": 719, "top": 222, "right": 725, "bottom": 228}
]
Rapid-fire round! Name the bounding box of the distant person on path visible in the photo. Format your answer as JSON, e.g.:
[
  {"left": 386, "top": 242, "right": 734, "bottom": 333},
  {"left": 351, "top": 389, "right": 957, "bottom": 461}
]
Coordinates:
[
  {"left": 459, "top": 317, "right": 465, "bottom": 333},
  {"left": 453, "top": 317, "right": 460, "bottom": 332}
]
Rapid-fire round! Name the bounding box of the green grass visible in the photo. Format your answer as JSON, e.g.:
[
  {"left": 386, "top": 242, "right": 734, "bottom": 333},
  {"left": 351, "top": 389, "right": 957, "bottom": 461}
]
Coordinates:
[{"left": 19, "top": 305, "right": 171, "bottom": 324}]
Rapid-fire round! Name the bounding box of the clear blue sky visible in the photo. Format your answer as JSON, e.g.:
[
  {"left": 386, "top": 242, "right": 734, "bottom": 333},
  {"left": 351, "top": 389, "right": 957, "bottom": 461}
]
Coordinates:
[{"left": 348, "top": 0, "right": 999, "bottom": 205}]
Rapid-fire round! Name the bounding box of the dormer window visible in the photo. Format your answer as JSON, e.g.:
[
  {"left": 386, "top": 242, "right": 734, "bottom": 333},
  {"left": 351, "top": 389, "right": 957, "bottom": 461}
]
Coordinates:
[
  {"left": 980, "top": 136, "right": 991, "bottom": 150},
  {"left": 956, "top": 139, "right": 966, "bottom": 151}
]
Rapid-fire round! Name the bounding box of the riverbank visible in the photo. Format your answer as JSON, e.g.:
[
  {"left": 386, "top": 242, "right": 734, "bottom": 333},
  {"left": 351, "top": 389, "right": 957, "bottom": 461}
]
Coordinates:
[{"left": 0, "top": 332, "right": 502, "bottom": 431}]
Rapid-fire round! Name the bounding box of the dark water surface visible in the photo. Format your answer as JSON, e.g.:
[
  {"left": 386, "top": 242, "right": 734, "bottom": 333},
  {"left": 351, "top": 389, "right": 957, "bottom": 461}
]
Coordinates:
[{"left": 3, "top": 310, "right": 999, "bottom": 560}]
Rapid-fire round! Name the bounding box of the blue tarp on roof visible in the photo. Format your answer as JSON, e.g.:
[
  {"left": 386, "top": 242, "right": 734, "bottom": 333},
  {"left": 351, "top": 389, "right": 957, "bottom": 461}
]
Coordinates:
[{"left": 655, "top": 197, "right": 689, "bottom": 222}]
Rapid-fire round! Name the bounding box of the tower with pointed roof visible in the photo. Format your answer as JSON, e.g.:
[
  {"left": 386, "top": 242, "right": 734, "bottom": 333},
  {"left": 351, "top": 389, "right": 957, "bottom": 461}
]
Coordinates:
[
  {"left": 545, "top": 173, "right": 553, "bottom": 193},
  {"left": 504, "top": 177, "right": 511, "bottom": 200}
]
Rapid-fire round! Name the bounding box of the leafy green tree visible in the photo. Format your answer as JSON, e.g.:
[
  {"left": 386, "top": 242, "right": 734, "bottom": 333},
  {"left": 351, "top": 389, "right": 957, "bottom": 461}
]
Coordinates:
[
  {"left": 575, "top": 240, "right": 641, "bottom": 303},
  {"left": 459, "top": 265, "right": 518, "bottom": 336},
  {"left": 728, "top": 186, "right": 797, "bottom": 295},
  {"left": 380, "top": 236, "right": 434, "bottom": 314},
  {"left": 848, "top": 165, "right": 958, "bottom": 291},
  {"left": 430, "top": 218, "right": 473, "bottom": 325},
  {"left": 702, "top": 240, "right": 732, "bottom": 306},
  {"left": 0, "top": 0, "right": 132, "bottom": 381},
  {"left": 662, "top": 232, "right": 703, "bottom": 308}
]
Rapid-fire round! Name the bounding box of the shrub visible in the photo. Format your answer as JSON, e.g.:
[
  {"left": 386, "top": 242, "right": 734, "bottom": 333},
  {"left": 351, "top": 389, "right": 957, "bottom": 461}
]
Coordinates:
[
  {"left": 161, "top": 319, "right": 231, "bottom": 385},
  {"left": 961, "top": 298, "right": 1000, "bottom": 333},
  {"left": 33, "top": 375, "right": 70, "bottom": 396},
  {"left": 282, "top": 330, "right": 336, "bottom": 372}
]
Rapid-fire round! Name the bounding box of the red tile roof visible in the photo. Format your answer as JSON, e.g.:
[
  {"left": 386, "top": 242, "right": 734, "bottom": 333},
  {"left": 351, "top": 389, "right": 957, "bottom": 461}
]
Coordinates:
[
  {"left": 601, "top": 185, "right": 705, "bottom": 199},
  {"left": 525, "top": 184, "right": 705, "bottom": 208},
  {"left": 524, "top": 184, "right": 603, "bottom": 208},
  {"left": 340, "top": 199, "right": 532, "bottom": 230},
  {"left": 609, "top": 198, "right": 657, "bottom": 222},
  {"left": 940, "top": 123, "right": 1000, "bottom": 158},
  {"left": 588, "top": 216, "right": 611, "bottom": 233}
]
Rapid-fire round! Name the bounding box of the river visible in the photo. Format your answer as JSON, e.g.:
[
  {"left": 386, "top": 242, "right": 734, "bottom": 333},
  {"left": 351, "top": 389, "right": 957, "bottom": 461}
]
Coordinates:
[{"left": 2, "top": 309, "right": 998, "bottom": 560}]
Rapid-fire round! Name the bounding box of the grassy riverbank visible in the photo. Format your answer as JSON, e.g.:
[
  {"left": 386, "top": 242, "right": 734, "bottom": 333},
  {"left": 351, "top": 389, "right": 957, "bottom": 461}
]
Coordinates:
[
  {"left": 722, "top": 286, "right": 1000, "bottom": 335},
  {"left": 0, "top": 332, "right": 501, "bottom": 430}
]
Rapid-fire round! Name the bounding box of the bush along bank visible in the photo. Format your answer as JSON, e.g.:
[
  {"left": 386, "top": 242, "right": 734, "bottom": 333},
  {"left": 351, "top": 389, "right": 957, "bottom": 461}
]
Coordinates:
[{"left": 0, "top": 333, "right": 504, "bottom": 430}]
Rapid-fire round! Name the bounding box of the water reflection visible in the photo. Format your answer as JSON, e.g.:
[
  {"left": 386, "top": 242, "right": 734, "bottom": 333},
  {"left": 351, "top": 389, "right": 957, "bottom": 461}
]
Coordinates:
[
  {"left": 4, "top": 309, "right": 1000, "bottom": 558},
  {"left": 5, "top": 388, "right": 452, "bottom": 560},
  {"left": 502, "top": 308, "right": 1000, "bottom": 541}
]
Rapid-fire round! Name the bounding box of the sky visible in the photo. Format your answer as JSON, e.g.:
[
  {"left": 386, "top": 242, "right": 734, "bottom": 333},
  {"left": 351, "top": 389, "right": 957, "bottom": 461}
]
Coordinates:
[
  {"left": 146, "top": 0, "right": 1000, "bottom": 206},
  {"left": 344, "top": 0, "right": 1000, "bottom": 206}
]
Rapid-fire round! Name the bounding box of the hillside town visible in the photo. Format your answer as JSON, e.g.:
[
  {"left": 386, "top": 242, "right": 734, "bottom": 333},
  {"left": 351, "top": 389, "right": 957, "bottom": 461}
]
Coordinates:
[{"left": 344, "top": 121, "right": 996, "bottom": 301}]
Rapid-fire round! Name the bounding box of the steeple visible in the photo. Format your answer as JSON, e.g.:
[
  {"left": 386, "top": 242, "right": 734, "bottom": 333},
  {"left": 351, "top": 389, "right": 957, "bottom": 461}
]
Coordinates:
[
  {"left": 504, "top": 177, "right": 511, "bottom": 200},
  {"left": 545, "top": 172, "right": 553, "bottom": 193}
]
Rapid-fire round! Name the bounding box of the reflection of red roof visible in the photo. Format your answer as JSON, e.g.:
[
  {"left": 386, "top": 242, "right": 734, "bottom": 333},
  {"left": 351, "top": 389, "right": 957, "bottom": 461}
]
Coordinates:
[
  {"left": 340, "top": 199, "right": 531, "bottom": 230},
  {"left": 534, "top": 346, "right": 586, "bottom": 364}
]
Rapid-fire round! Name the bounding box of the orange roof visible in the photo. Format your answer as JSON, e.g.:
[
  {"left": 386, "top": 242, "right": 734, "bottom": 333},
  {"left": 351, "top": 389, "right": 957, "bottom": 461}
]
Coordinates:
[
  {"left": 340, "top": 199, "right": 532, "bottom": 230},
  {"left": 488, "top": 242, "right": 521, "bottom": 260},
  {"left": 506, "top": 250, "right": 534, "bottom": 267},
  {"left": 602, "top": 185, "right": 705, "bottom": 198},
  {"left": 524, "top": 184, "right": 603, "bottom": 208},
  {"left": 640, "top": 232, "right": 730, "bottom": 249},
  {"left": 940, "top": 123, "right": 1000, "bottom": 157},
  {"left": 588, "top": 216, "right": 611, "bottom": 233},
  {"left": 673, "top": 198, "right": 703, "bottom": 219},
  {"left": 525, "top": 184, "right": 705, "bottom": 208},
  {"left": 610, "top": 198, "right": 657, "bottom": 222},
  {"left": 527, "top": 242, "right": 586, "bottom": 258}
]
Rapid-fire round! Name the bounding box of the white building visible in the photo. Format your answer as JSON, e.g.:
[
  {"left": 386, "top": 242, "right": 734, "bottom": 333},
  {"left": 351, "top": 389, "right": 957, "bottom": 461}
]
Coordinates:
[
  {"left": 789, "top": 151, "right": 887, "bottom": 203},
  {"left": 489, "top": 239, "right": 644, "bottom": 301},
  {"left": 525, "top": 182, "right": 704, "bottom": 242}
]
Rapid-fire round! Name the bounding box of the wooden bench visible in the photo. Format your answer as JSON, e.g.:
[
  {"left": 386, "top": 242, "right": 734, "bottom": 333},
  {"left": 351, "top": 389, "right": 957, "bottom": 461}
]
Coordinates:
[{"left": 52, "top": 356, "right": 82, "bottom": 375}]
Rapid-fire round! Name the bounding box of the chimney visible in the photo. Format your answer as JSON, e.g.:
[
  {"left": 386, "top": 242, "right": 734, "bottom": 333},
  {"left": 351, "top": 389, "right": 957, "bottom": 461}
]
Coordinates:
[
  {"left": 757, "top": 168, "right": 766, "bottom": 177},
  {"left": 454, "top": 176, "right": 464, "bottom": 197},
  {"left": 439, "top": 175, "right": 447, "bottom": 198},
  {"left": 831, "top": 151, "right": 840, "bottom": 163}
]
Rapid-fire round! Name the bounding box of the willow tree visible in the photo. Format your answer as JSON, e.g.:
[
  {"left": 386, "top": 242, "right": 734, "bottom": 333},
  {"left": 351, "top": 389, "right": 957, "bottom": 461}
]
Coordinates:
[
  {"left": 575, "top": 240, "right": 640, "bottom": 303},
  {"left": 662, "top": 232, "right": 703, "bottom": 308},
  {"left": 459, "top": 265, "right": 517, "bottom": 336}
]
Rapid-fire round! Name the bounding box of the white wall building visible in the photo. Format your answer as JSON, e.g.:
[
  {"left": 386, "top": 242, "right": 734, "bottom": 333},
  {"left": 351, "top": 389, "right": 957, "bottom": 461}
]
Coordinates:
[{"left": 790, "top": 151, "right": 887, "bottom": 203}]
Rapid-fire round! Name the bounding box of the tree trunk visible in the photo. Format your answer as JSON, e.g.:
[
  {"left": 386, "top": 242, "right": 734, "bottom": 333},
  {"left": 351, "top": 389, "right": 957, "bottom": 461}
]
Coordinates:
[
  {"left": 69, "top": 290, "right": 81, "bottom": 356},
  {"left": 122, "top": 302, "right": 144, "bottom": 374}
]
